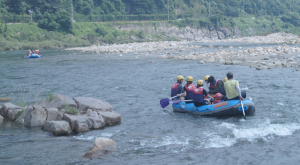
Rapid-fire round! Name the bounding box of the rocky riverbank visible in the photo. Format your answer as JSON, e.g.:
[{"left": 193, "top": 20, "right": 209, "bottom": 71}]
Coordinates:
[
  {"left": 66, "top": 32, "right": 300, "bottom": 70},
  {"left": 165, "top": 45, "right": 300, "bottom": 70}
]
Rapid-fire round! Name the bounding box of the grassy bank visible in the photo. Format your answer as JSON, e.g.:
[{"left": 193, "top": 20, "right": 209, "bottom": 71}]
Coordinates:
[
  {"left": 0, "top": 21, "right": 177, "bottom": 51},
  {"left": 1, "top": 15, "right": 300, "bottom": 51}
]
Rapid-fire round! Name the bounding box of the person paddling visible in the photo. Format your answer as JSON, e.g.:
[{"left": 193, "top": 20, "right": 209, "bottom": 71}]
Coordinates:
[
  {"left": 27, "top": 50, "right": 31, "bottom": 57},
  {"left": 193, "top": 79, "right": 211, "bottom": 107},
  {"left": 171, "top": 75, "right": 184, "bottom": 100},
  {"left": 207, "top": 76, "right": 226, "bottom": 98},
  {"left": 224, "top": 72, "right": 243, "bottom": 101},
  {"left": 178, "top": 76, "right": 195, "bottom": 103}
]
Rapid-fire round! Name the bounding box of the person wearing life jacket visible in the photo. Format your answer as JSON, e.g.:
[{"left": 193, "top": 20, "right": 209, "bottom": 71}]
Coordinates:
[
  {"left": 193, "top": 79, "right": 211, "bottom": 107},
  {"left": 213, "top": 93, "right": 223, "bottom": 104},
  {"left": 207, "top": 76, "right": 226, "bottom": 97},
  {"left": 27, "top": 50, "right": 31, "bottom": 56},
  {"left": 171, "top": 75, "right": 184, "bottom": 100},
  {"left": 36, "top": 50, "right": 40, "bottom": 55},
  {"left": 224, "top": 72, "right": 243, "bottom": 101},
  {"left": 204, "top": 75, "right": 210, "bottom": 91},
  {"left": 179, "top": 76, "right": 195, "bottom": 103},
  {"left": 31, "top": 49, "right": 35, "bottom": 54}
]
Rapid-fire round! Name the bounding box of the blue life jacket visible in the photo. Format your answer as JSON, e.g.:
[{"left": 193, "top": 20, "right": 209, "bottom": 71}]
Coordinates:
[
  {"left": 171, "top": 83, "right": 179, "bottom": 97},
  {"left": 185, "top": 84, "right": 195, "bottom": 100},
  {"left": 193, "top": 87, "right": 204, "bottom": 103}
]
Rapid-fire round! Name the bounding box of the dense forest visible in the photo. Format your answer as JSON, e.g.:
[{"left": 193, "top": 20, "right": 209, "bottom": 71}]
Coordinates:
[
  {"left": 0, "top": 0, "right": 300, "bottom": 50},
  {"left": 1, "top": 0, "right": 300, "bottom": 23}
]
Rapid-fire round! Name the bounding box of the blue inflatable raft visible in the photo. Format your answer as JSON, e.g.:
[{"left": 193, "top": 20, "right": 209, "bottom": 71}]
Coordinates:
[
  {"left": 28, "top": 54, "right": 41, "bottom": 58},
  {"left": 172, "top": 99, "right": 255, "bottom": 117}
]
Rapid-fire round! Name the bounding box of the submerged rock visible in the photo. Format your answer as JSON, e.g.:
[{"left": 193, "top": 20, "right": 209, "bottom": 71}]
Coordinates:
[{"left": 83, "top": 137, "right": 117, "bottom": 159}]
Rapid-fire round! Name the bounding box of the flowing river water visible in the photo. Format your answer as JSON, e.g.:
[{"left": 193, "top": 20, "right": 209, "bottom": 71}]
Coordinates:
[{"left": 1, "top": 43, "right": 300, "bottom": 164}]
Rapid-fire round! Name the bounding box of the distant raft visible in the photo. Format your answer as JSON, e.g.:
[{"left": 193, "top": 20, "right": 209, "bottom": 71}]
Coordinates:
[
  {"left": 172, "top": 99, "right": 255, "bottom": 117},
  {"left": 28, "top": 54, "right": 41, "bottom": 58}
]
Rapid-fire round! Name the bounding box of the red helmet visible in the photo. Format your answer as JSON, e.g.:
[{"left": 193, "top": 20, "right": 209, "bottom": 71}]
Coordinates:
[{"left": 214, "top": 93, "right": 222, "bottom": 100}]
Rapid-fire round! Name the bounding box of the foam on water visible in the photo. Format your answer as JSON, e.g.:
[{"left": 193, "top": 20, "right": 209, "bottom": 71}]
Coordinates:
[
  {"left": 72, "top": 132, "right": 114, "bottom": 141},
  {"left": 73, "top": 135, "right": 96, "bottom": 141},
  {"left": 139, "top": 135, "right": 190, "bottom": 148},
  {"left": 241, "top": 87, "right": 249, "bottom": 91},
  {"left": 277, "top": 102, "right": 284, "bottom": 106},
  {"left": 203, "top": 119, "right": 300, "bottom": 148}
]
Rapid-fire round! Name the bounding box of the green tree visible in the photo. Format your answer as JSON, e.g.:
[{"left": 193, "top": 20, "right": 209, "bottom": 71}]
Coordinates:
[
  {"left": 38, "top": 12, "right": 60, "bottom": 31},
  {"left": 82, "top": 1, "right": 92, "bottom": 15},
  {"left": 55, "top": 10, "right": 73, "bottom": 33}
]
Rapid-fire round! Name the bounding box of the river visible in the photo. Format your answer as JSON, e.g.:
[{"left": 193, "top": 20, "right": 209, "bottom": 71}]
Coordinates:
[{"left": 1, "top": 43, "right": 300, "bottom": 164}]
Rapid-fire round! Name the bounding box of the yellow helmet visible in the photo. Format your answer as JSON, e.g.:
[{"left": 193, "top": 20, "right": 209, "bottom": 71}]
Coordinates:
[
  {"left": 224, "top": 77, "right": 228, "bottom": 82},
  {"left": 36, "top": 50, "right": 38, "bottom": 51},
  {"left": 176, "top": 75, "right": 184, "bottom": 81},
  {"left": 28, "top": 50, "right": 30, "bottom": 51},
  {"left": 204, "top": 75, "right": 210, "bottom": 81},
  {"left": 186, "top": 76, "right": 193, "bottom": 81},
  {"left": 197, "top": 79, "right": 204, "bottom": 85}
]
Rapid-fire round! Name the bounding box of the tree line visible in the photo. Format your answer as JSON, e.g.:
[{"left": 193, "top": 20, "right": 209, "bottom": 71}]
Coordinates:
[{"left": 0, "top": 0, "right": 300, "bottom": 33}]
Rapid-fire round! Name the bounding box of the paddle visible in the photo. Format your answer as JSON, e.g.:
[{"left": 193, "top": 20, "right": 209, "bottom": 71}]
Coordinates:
[
  {"left": 241, "top": 101, "right": 246, "bottom": 119},
  {"left": 22, "top": 54, "right": 28, "bottom": 58},
  {"left": 160, "top": 95, "right": 179, "bottom": 108},
  {"left": 169, "top": 100, "right": 192, "bottom": 104}
]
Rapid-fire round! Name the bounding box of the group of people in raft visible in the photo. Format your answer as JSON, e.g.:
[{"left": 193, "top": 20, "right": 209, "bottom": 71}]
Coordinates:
[
  {"left": 171, "top": 72, "right": 244, "bottom": 107},
  {"left": 27, "top": 49, "right": 41, "bottom": 57}
]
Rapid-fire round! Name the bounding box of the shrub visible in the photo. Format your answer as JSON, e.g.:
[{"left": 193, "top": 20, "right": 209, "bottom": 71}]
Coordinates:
[
  {"left": 137, "top": 30, "right": 145, "bottom": 39},
  {"left": 87, "top": 33, "right": 95, "bottom": 44},
  {"left": 64, "top": 103, "right": 78, "bottom": 115},
  {"left": 47, "top": 90, "right": 53, "bottom": 101}
]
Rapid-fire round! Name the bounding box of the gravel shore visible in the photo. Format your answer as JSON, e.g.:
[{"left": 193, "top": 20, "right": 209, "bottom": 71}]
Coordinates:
[{"left": 66, "top": 32, "right": 300, "bottom": 70}]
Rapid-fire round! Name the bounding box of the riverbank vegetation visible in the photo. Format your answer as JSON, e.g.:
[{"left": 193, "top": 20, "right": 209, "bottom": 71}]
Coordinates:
[{"left": 0, "top": 0, "right": 300, "bottom": 50}]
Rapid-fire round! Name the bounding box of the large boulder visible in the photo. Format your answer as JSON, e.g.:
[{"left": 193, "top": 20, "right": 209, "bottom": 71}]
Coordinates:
[
  {"left": 45, "top": 108, "right": 59, "bottom": 121},
  {"left": 1, "top": 103, "right": 22, "bottom": 117},
  {"left": 7, "top": 107, "right": 24, "bottom": 121},
  {"left": 75, "top": 122, "right": 89, "bottom": 133},
  {"left": 73, "top": 97, "right": 113, "bottom": 113},
  {"left": 41, "top": 94, "right": 77, "bottom": 110},
  {"left": 16, "top": 105, "right": 47, "bottom": 127},
  {"left": 16, "top": 106, "right": 33, "bottom": 125},
  {"left": 98, "top": 111, "right": 121, "bottom": 126},
  {"left": 83, "top": 137, "right": 117, "bottom": 159},
  {"left": 42, "top": 121, "right": 72, "bottom": 136},
  {"left": 63, "top": 114, "right": 90, "bottom": 133},
  {"left": 0, "top": 115, "right": 3, "bottom": 123},
  {"left": 87, "top": 116, "right": 106, "bottom": 129}
]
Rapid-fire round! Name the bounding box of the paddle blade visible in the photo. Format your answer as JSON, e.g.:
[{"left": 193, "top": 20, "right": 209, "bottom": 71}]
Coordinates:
[{"left": 160, "top": 98, "right": 170, "bottom": 108}]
